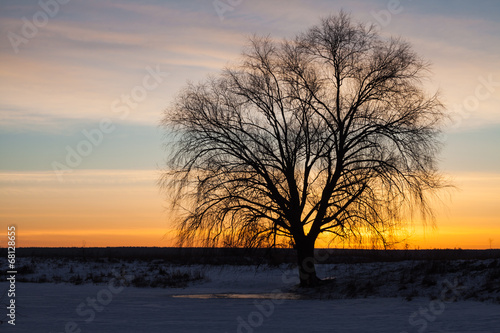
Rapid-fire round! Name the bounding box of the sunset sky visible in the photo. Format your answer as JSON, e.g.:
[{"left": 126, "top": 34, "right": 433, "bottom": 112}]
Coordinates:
[{"left": 0, "top": 0, "right": 499, "bottom": 248}]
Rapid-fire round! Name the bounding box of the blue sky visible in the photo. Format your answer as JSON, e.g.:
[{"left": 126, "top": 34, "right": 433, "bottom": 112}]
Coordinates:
[
  {"left": 1, "top": 0, "right": 499, "bottom": 173},
  {"left": 0, "top": 0, "right": 499, "bottom": 247}
]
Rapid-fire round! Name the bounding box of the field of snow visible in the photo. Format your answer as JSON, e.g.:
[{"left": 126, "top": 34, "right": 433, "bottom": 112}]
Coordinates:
[{"left": 1, "top": 257, "right": 499, "bottom": 332}]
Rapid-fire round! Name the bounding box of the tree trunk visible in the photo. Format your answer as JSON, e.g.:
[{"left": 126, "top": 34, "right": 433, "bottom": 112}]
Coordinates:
[{"left": 296, "top": 237, "right": 320, "bottom": 287}]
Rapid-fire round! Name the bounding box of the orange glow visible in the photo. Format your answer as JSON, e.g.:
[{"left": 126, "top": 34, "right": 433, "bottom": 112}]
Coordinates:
[
  {"left": 0, "top": 170, "right": 498, "bottom": 249},
  {"left": 15, "top": 228, "right": 176, "bottom": 248}
]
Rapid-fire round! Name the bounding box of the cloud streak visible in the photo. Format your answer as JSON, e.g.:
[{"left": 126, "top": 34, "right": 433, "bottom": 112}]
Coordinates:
[{"left": 1, "top": 0, "right": 499, "bottom": 131}]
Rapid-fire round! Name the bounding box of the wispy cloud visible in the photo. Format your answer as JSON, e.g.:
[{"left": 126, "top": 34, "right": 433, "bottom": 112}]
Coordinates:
[
  {"left": 0, "top": 169, "right": 159, "bottom": 187},
  {"left": 1, "top": 0, "right": 499, "bottom": 132},
  {"left": 0, "top": 2, "right": 252, "bottom": 131}
]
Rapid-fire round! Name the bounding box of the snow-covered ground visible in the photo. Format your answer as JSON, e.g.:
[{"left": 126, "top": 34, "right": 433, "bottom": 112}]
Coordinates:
[{"left": 1, "top": 258, "right": 499, "bottom": 332}]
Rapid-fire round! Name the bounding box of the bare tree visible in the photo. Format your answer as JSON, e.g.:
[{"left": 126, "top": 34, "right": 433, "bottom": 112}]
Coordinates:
[{"left": 160, "top": 12, "right": 447, "bottom": 286}]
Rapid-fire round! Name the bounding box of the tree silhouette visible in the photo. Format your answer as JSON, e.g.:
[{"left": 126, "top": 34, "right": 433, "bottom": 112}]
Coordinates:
[{"left": 161, "top": 12, "right": 447, "bottom": 286}]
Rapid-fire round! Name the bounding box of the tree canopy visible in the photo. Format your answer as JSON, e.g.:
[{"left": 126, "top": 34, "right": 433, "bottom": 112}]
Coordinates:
[{"left": 161, "top": 12, "right": 447, "bottom": 286}]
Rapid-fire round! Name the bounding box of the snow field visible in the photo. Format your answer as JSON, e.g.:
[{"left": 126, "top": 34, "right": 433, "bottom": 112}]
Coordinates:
[{"left": 1, "top": 257, "right": 499, "bottom": 332}]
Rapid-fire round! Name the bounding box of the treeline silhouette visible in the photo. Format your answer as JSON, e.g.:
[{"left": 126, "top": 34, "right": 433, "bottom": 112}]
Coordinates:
[{"left": 3, "top": 247, "right": 499, "bottom": 265}]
